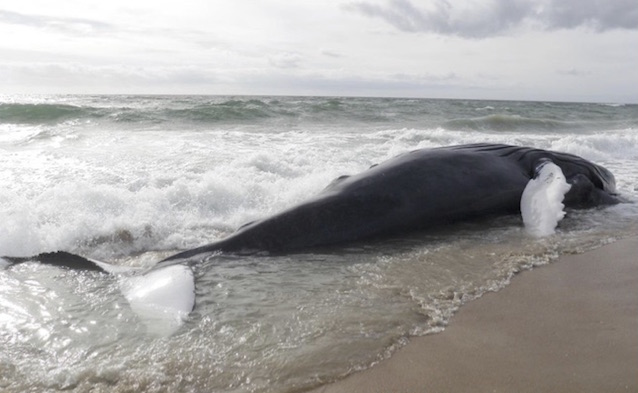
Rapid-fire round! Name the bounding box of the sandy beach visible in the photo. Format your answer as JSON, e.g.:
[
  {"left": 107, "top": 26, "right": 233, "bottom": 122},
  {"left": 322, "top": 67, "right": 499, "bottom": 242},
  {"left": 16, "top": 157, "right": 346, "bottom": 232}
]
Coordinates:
[{"left": 311, "top": 237, "right": 638, "bottom": 393}]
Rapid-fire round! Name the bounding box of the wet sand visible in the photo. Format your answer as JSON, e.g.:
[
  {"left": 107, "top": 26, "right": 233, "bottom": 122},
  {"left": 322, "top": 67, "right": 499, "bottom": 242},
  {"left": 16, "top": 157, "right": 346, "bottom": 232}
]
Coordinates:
[{"left": 311, "top": 237, "right": 638, "bottom": 393}]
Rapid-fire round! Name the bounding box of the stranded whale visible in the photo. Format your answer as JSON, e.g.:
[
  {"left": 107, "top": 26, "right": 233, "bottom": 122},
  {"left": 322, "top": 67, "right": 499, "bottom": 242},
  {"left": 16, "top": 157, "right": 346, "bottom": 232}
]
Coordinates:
[
  {"left": 156, "top": 143, "right": 621, "bottom": 262},
  {"left": 0, "top": 143, "right": 623, "bottom": 332}
]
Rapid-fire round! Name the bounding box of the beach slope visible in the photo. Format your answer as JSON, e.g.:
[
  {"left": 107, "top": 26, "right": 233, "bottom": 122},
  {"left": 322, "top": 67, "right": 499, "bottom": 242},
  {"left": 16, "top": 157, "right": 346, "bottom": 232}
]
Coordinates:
[{"left": 312, "top": 237, "right": 638, "bottom": 393}]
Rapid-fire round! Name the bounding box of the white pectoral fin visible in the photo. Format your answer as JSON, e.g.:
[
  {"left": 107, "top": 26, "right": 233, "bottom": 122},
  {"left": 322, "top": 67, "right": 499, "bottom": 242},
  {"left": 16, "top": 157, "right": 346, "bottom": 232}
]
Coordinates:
[
  {"left": 2, "top": 252, "right": 195, "bottom": 336},
  {"left": 119, "top": 264, "right": 196, "bottom": 336},
  {"left": 521, "top": 161, "right": 572, "bottom": 237}
]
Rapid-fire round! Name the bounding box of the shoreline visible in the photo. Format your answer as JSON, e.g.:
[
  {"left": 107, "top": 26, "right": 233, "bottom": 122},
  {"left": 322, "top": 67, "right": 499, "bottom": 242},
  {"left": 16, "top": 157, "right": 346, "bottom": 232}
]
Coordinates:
[{"left": 310, "top": 237, "right": 638, "bottom": 393}]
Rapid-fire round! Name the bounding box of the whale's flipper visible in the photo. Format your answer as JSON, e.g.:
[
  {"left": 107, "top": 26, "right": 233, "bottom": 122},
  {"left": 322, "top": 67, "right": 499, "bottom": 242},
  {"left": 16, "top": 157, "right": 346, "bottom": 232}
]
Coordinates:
[
  {"left": 521, "top": 160, "right": 572, "bottom": 237},
  {"left": 1, "top": 251, "right": 195, "bottom": 336},
  {"left": 119, "top": 264, "right": 195, "bottom": 336}
]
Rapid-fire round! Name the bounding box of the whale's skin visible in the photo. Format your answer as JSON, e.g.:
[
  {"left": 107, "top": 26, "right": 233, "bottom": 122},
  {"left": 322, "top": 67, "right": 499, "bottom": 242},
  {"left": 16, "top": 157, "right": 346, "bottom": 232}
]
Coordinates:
[{"left": 158, "top": 143, "right": 621, "bottom": 263}]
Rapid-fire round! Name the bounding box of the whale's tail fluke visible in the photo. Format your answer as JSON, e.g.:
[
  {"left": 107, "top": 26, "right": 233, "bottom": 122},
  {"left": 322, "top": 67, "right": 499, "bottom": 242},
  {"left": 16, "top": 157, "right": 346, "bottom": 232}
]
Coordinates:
[
  {"left": 1, "top": 251, "right": 109, "bottom": 272},
  {"left": 1, "top": 251, "right": 196, "bottom": 336}
]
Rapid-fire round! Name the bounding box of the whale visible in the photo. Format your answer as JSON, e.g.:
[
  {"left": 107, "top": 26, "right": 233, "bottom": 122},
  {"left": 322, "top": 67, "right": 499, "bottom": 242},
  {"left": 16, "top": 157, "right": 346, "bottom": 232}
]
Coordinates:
[
  {"left": 0, "top": 143, "right": 624, "bottom": 332},
  {"left": 156, "top": 143, "right": 621, "bottom": 261}
]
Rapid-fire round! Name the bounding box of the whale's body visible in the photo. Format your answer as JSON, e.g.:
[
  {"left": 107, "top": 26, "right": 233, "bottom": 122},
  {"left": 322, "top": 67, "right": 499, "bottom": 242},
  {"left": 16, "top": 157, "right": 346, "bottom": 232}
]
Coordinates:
[
  {"left": 1, "top": 144, "right": 623, "bottom": 331},
  {"left": 159, "top": 143, "right": 620, "bottom": 263}
]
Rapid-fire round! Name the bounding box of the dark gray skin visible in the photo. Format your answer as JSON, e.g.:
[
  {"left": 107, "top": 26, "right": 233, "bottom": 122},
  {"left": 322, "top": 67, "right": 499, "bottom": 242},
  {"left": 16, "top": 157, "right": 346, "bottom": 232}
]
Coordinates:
[
  {"left": 158, "top": 143, "right": 621, "bottom": 263},
  {"left": 2, "top": 143, "right": 622, "bottom": 271}
]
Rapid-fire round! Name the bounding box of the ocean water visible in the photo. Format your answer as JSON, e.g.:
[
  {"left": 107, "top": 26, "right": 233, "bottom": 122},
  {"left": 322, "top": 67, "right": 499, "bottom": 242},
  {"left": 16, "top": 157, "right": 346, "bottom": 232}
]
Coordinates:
[{"left": 1, "top": 95, "right": 637, "bottom": 393}]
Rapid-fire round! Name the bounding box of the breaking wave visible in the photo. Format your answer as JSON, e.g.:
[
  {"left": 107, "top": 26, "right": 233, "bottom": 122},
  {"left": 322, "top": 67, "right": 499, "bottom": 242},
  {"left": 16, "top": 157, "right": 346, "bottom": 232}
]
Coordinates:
[
  {"left": 0, "top": 99, "right": 285, "bottom": 125},
  {"left": 441, "top": 113, "right": 634, "bottom": 133},
  {"left": 0, "top": 103, "right": 104, "bottom": 124},
  {"left": 2, "top": 97, "right": 637, "bottom": 134},
  {"left": 444, "top": 114, "right": 572, "bottom": 132}
]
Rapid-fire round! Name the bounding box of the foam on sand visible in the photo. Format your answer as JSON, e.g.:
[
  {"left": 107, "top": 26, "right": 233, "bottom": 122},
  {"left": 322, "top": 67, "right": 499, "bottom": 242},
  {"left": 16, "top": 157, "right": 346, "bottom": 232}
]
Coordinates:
[{"left": 311, "top": 237, "right": 638, "bottom": 393}]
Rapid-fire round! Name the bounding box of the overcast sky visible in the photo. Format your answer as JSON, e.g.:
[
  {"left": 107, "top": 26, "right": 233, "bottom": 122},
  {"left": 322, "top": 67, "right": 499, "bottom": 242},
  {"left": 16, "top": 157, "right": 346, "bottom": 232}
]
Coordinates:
[{"left": 1, "top": 0, "right": 637, "bottom": 102}]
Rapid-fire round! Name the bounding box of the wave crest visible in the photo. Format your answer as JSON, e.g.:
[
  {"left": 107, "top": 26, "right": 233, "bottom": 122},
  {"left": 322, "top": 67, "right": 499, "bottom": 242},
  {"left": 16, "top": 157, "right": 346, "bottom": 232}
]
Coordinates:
[
  {"left": 0, "top": 99, "right": 285, "bottom": 125},
  {"left": 0, "top": 103, "right": 103, "bottom": 124},
  {"left": 444, "top": 114, "right": 574, "bottom": 132}
]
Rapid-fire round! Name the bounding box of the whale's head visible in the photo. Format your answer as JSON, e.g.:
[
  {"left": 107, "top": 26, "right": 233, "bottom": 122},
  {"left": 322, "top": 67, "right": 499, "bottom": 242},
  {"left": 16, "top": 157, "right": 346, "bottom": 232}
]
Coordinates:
[
  {"left": 533, "top": 151, "right": 624, "bottom": 207},
  {"left": 543, "top": 151, "right": 616, "bottom": 195}
]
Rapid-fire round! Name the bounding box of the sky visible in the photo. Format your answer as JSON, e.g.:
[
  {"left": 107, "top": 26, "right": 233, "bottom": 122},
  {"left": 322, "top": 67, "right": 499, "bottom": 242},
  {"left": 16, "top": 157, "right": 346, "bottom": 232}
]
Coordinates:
[{"left": 1, "top": 0, "right": 637, "bottom": 102}]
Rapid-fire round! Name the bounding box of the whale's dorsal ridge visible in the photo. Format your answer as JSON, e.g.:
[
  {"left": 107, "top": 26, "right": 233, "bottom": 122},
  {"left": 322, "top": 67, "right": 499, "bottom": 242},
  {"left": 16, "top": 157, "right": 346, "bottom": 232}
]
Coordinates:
[{"left": 324, "top": 174, "right": 351, "bottom": 191}]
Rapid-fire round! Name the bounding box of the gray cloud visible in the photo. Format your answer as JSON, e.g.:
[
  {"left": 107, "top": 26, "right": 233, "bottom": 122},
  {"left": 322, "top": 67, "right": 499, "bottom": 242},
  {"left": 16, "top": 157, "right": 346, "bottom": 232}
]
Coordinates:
[
  {"left": 321, "top": 50, "right": 343, "bottom": 58},
  {"left": 0, "top": 9, "right": 112, "bottom": 35},
  {"left": 557, "top": 68, "right": 592, "bottom": 77},
  {"left": 347, "top": 0, "right": 638, "bottom": 37},
  {"left": 268, "top": 52, "right": 303, "bottom": 69},
  {"left": 239, "top": 69, "right": 469, "bottom": 98},
  {"left": 0, "top": 62, "right": 220, "bottom": 92},
  {"left": 539, "top": 0, "right": 638, "bottom": 30}
]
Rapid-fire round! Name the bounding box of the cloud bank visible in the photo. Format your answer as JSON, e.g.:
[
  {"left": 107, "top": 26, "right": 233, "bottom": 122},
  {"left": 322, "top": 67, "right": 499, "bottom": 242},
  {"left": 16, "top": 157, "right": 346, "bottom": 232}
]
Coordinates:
[
  {"left": 1, "top": 2, "right": 636, "bottom": 101},
  {"left": 348, "top": 0, "right": 638, "bottom": 37},
  {"left": 0, "top": 9, "right": 111, "bottom": 35}
]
